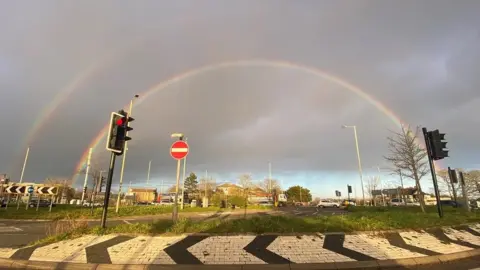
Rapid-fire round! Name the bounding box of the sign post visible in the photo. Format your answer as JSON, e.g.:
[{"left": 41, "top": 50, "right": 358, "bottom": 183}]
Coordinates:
[
  {"left": 25, "top": 186, "right": 34, "bottom": 210},
  {"left": 170, "top": 140, "right": 189, "bottom": 222}
]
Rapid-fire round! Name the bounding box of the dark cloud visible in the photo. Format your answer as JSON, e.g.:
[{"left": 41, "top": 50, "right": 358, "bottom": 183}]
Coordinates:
[{"left": 1, "top": 0, "right": 479, "bottom": 196}]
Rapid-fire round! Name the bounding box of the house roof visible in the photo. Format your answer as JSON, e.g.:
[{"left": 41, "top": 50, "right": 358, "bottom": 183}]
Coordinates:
[
  {"left": 129, "top": 188, "right": 157, "bottom": 192},
  {"left": 216, "top": 183, "right": 243, "bottom": 188}
]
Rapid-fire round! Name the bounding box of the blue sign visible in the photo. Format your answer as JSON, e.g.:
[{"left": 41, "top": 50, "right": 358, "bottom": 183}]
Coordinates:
[{"left": 27, "top": 186, "right": 34, "bottom": 194}]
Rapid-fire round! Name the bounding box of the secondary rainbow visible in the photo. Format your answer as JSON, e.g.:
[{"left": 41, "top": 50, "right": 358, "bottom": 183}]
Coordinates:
[
  {"left": 16, "top": 40, "right": 145, "bottom": 174},
  {"left": 73, "top": 59, "right": 421, "bottom": 180}
]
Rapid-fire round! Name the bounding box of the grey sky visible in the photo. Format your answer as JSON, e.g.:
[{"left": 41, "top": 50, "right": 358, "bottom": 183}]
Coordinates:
[{"left": 1, "top": 0, "right": 479, "bottom": 196}]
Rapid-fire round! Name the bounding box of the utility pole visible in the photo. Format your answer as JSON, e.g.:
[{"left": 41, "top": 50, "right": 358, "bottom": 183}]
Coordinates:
[
  {"left": 16, "top": 147, "right": 30, "bottom": 210},
  {"left": 80, "top": 148, "right": 93, "bottom": 205},
  {"left": 268, "top": 162, "right": 272, "bottom": 194},
  {"left": 147, "top": 160, "right": 151, "bottom": 185},
  {"left": 116, "top": 95, "right": 138, "bottom": 213}
]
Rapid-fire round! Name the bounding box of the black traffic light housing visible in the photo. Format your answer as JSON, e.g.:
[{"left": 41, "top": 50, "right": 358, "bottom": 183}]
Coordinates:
[
  {"left": 106, "top": 110, "right": 135, "bottom": 155},
  {"left": 97, "top": 176, "right": 106, "bottom": 193},
  {"left": 448, "top": 167, "right": 458, "bottom": 184},
  {"left": 347, "top": 185, "right": 352, "bottom": 194},
  {"left": 427, "top": 130, "right": 448, "bottom": 160}
]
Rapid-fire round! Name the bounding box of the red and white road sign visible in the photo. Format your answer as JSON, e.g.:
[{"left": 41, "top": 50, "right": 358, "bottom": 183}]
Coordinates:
[{"left": 170, "top": 140, "right": 189, "bottom": 160}]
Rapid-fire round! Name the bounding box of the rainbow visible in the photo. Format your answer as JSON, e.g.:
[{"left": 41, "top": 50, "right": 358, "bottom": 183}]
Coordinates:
[
  {"left": 72, "top": 59, "right": 424, "bottom": 181},
  {"left": 16, "top": 41, "right": 144, "bottom": 173}
]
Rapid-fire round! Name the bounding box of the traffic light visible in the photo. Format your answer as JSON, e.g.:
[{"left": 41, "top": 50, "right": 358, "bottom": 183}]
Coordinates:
[
  {"left": 448, "top": 168, "right": 458, "bottom": 184},
  {"left": 427, "top": 130, "right": 448, "bottom": 160},
  {"left": 97, "top": 176, "right": 106, "bottom": 193},
  {"left": 347, "top": 185, "right": 352, "bottom": 194},
  {"left": 106, "top": 110, "right": 135, "bottom": 155}
]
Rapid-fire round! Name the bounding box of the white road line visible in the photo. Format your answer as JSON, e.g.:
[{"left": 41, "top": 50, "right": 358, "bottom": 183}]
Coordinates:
[
  {"left": 0, "top": 226, "right": 23, "bottom": 233},
  {"left": 123, "top": 220, "right": 132, "bottom": 224}
]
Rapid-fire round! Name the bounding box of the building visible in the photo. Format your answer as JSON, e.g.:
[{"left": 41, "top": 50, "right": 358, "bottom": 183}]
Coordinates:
[
  {"left": 127, "top": 187, "right": 157, "bottom": 203},
  {"left": 215, "top": 183, "right": 243, "bottom": 195}
]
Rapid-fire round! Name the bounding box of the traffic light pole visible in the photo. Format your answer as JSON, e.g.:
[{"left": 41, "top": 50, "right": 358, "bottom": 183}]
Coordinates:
[
  {"left": 459, "top": 172, "right": 470, "bottom": 212},
  {"left": 422, "top": 127, "right": 443, "bottom": 218},
  {"left": 101, "top": 152, "right": 117, "bottom": 229}
]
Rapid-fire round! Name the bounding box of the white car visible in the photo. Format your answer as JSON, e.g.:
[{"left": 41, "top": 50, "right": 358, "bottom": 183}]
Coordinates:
[
  {"left": 317, "top": 200, "right": 339, "bottom": 208},
  {"left": 390, "top": 199, "right": 420, "bottom": 206}
]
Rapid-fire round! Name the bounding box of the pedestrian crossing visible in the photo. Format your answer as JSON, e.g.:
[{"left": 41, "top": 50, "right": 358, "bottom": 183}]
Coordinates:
[{"left": 0, "top": 223, "right": 22, "bottom": 233}]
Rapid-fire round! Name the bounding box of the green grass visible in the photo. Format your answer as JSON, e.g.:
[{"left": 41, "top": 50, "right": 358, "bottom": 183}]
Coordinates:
[
  {"left": 30, "top": 206, "right": 480, "bottom": 246},
  {"left": 0, "top": 203, "right": 272, "bottom": 220},
  {"left": 0, "top": 204, "right": 225, "bottom": 220}
]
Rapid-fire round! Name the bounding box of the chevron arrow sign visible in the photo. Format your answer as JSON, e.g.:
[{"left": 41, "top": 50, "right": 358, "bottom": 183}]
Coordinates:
[
  {"left": 37, "top": 186, "right": 58, "bottom": 195},
  {"left": 5, "top": 185, "right": 26, "bottom": 194}
]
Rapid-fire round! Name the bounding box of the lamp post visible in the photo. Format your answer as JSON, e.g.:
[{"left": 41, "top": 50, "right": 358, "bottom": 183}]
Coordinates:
[
  {"left": 180, "top": 137, "right": 187, "bottom": 210},
  {"left": 342, "top": 125, "right": 365, "bottom": 204},
  {"left": 116, "top": 94, "right": 139, "bottom": 213}
]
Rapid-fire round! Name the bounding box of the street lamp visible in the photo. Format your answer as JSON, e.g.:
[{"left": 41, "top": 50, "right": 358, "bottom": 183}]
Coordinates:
[
  {"left": 171, "top": 133, "right": 184, "bottom": 221},
  {"left": 115, "top": 94, "right": 139, "bottom": 213},
  {"left": 342, "top": 125, "right": 365, "bottom": 204}
]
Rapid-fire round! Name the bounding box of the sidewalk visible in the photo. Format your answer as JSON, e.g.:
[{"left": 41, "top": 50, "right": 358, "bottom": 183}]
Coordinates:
[{"left": 0, "top": 223, "right": 479, "bottom": 266}]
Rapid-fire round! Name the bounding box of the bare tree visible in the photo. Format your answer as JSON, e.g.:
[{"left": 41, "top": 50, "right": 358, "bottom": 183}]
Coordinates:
[
  {"left": 459, "top": 170, "right": 480, "bottom": 198},
  {"left": 198, "top": 177, "right": 216, "bottom": 199},
  {"left": 44, "top": 177, "right": 74, "bottom": 203},
  {"left": 261, "top": 178, "right": 281, "bottom": 193},
  {"left": 384, "top": 125, "right": 429, "bottom": 213},
  {"left": 436, "top": 169, "right": 456, "bottom": 198},
  {"left": 238, "top": 174, "right": 253, "bottom": 217},
  {"left": 167, "top": 186, "right": 177, "bottom": 193},
  {"left": 365, "top": 176, "right": 380, "bottom": 205}
]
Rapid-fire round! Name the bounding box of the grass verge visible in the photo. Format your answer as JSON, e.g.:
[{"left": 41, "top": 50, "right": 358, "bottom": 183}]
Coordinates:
[
  {"left": 0, "top": 204, "right": 272, "bottom": 220},
  {"left": 0, "top": 205, "right": 248, "bottom": 220},
  {"left": 30, "top": 206, "right": 480, "bottom": 246}
]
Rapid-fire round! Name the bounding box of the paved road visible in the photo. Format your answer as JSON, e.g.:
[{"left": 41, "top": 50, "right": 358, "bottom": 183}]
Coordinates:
[
  {"left": 272, "top": 205, "right": 348, "bottom": 217},
  {"left": 0, "top": 210, "right": 267, "bottom": 248}
]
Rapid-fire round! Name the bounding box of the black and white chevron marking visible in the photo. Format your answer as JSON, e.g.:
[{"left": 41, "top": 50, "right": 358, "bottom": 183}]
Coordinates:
[
  {"left": 244, "top": 235, "right": 291, "bottom": 264},
  {"left": 323, "top": 233, "right": 376, "bottom": 261},
  {"left": 5, "top": 226, "right": 480, "bottom": 264},
  {"left": 164, "top": 235, "right": 209, "bottom": 264}
]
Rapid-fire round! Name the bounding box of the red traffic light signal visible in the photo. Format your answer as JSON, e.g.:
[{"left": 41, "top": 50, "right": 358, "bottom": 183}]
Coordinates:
[{"left": 116, "top": 118, "right": 125, "bottom": 126}]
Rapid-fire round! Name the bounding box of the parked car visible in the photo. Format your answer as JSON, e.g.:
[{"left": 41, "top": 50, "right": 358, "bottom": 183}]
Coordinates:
[
  {"left": 317, "top": 200, "right": 339, "bottom": 208},
  {"left": 440, "top": 200, "right": 462, "bottom": 208},
  {"left": 390, "top": 198, "right": 403, "bottom": 206},
  {"left": 258, "top": 201, "right": 274, "bottom": 207},
  {"left": 28, "top": 199, "right": 55, "bottom": 208},
  {"left": 341, "top": 200, "right": 356, "bottom": 206}
]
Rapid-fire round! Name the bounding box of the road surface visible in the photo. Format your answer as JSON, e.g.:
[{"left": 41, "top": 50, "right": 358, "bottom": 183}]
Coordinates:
[
  {"left": 272, "top": 205, "right": 348, "bottom": 217},
  {"left": 0, "top": 209, "right": 265, "bottom": 248},
  {"left": 0, "top": 206, "right": 346, "bottom": 248}
]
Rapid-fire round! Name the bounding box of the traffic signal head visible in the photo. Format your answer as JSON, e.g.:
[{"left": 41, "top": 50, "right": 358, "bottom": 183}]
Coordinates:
[
  {"left": 347, "top": 185, "right": 352, "bottom": 194},
  {"left": 448, "top": 168, "right": 458, "bottom": 184},
  {"left": 106, "top": 110, "right": 135, "bottom": 154},
  {"left": 427, "top": 129, "right": 449, "bottom": 160}
]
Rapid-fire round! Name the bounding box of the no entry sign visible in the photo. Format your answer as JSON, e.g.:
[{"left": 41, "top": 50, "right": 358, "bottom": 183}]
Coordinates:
[{"left": 170, "top": 140, "right": 189, "bottom": 160}]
